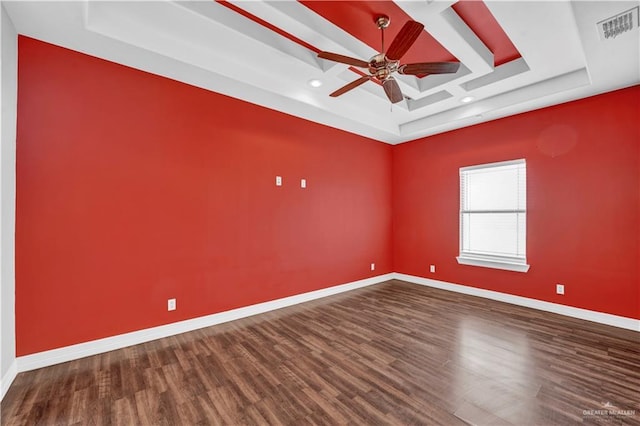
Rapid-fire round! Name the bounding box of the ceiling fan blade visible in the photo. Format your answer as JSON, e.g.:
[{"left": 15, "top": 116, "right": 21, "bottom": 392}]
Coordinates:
[
  {"left": 318, "top": 52, "right": 369, "bottom": 68},
  {"left": 385, "top": 21, "right": 424, "bottom": 61},
  {"left": 399, "top": 62, "right": 460, "bottom": 75},
  {"left": 330, "top": 76, "right": 371, "bottom": 97},
  {"left": 382, "top": 77, "right": 404, "bottom": 104}
]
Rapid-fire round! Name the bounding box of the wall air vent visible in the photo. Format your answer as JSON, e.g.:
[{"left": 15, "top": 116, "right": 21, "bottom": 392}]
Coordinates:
[{"left": 597, "top": 6, "right": 639, "bottom": 40}]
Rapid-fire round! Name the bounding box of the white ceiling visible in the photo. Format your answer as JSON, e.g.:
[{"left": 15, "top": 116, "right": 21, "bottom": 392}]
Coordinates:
[{"left": 4, "top": 1, "right": 639, "bottom": 144}]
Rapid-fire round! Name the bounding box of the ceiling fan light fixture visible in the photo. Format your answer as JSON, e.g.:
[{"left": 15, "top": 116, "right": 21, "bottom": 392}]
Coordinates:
[
  {"left": 308, "top": 79, "right": 323, "bottom": 88},
  {"left": 461, "top": 96, "right": 475, "bottom": 103}
]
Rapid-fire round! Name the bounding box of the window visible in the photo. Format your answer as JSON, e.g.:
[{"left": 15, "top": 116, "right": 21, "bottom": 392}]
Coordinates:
[{"left": 457, "top": 159, "right": 529, "bottom": 272}]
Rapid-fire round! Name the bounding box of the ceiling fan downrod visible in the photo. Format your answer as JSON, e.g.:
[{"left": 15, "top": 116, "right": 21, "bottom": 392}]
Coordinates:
[{"left": 376, "top": 15, "right": 390, "bottom": 53}]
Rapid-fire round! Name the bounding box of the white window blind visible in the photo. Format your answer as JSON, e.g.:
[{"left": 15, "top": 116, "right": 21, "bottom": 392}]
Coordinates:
[{"left": 457, "top": 159, "right": 529, "bottom": 272}]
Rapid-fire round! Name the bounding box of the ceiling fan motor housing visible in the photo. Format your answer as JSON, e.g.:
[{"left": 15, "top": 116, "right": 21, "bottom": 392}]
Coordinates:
[{"left": 369, "top": 53, "right": 398, "bottom": 81}]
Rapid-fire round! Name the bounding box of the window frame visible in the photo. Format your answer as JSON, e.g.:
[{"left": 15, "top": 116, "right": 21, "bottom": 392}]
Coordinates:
[{"left": 456, "top": 159, "right": 530, "bottom": 273}]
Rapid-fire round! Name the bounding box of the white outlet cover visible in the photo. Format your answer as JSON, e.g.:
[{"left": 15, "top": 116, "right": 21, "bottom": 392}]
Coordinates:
[
  {"left": 301, "top": 179, "right": 306, "bottom": 188},
  {"left": 556, "top": 284, "right": 565, "bottom": 295},
  {"left": 276, "top": 176, "right": 282, "bottom": 186},
  {"left": 371, "top": 263, "right": 375, "bottom": 271},
  {"left": 430, "top": 265, "right": 436, "bottom": 273},
  {"left": 168, "top": 298, "right": 176, "bottom": 311}
]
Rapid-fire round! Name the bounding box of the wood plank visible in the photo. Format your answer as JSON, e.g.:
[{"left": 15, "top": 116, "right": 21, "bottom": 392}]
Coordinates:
[{"left": 2, "top": 280, "right": 639, "bottom": 425}]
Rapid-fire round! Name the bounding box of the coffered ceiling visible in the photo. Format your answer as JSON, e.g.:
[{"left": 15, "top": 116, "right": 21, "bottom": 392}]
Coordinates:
[{"left": 4, "top": 1, "right": 639, "bottom": 144}]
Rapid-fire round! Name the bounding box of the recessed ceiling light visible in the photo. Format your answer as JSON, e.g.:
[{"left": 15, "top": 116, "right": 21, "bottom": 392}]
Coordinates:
[
  {"left": 308, "top": 79, "right": 323, "bottom": 88},
  {"left": 461, "top": 96, "right": 475, "bottom": 103}
]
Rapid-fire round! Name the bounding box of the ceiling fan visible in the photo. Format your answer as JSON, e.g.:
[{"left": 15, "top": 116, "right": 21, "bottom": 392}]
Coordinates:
[{"left": 318, "top": 16, "right": 460, "bottom": 103}]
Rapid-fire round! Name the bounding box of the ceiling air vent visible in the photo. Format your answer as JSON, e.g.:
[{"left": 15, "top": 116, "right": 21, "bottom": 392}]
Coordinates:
[{"left": 597, "top": 6, "right": 639, "bottom": 40}]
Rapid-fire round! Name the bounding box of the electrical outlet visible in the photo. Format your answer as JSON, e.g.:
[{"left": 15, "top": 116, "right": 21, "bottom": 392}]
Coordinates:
[
  {"left": 556, "top": 284, "right": 565, "bottom": 295},
  {"left": 430, "top": 265, "right": 436, "bottom": 273},
  {"left": 276, "top": 176, "right": 282, "bottom": 186},
  {"left": 371, "top": 263, "right": 375, "bottom": 271},
  {"left": 301, "top": 179, "right": 306, "bottom": 188},
  {"left": 168, "top": 298, "right": 176, "bottom": 311}
]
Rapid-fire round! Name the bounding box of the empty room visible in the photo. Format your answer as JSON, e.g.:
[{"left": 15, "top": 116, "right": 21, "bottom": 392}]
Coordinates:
[{"left": 1, "top": 1, "right": 638, "bottom": 425}]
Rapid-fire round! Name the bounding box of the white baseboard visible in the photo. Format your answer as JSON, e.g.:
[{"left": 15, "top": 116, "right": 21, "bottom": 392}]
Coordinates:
[
  {"left": 10, "top": 271, "right": 638, "bottom": 389},
  {"left": 16, "top": 273, "right": 393, "bottom": 373},
  {"left": 392, "top": 273, "right": 640, "bottom": 332},
  {"left": 1, "top": 360, "right": 17, "bottom": 401}
]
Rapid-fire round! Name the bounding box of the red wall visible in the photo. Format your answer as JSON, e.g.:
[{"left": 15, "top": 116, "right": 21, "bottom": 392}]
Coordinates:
[
  {"left": 393, "top": 86, "right": 640, "bottom": 319},
  {"left": 15, "top": 37, "right": 393, "bottom": 356},
  {"left": 15, "top": 36, "right": 639, "bottom": 357}
]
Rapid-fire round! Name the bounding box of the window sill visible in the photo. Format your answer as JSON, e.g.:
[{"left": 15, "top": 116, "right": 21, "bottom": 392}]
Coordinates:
[{"left": 456, "top": 256, "right": 530, "bottom": 273}]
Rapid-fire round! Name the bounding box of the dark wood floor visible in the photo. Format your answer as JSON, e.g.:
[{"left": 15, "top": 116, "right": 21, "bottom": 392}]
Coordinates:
[{"left": 2, "top": 280, "right": 639, "bottom": 425}]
